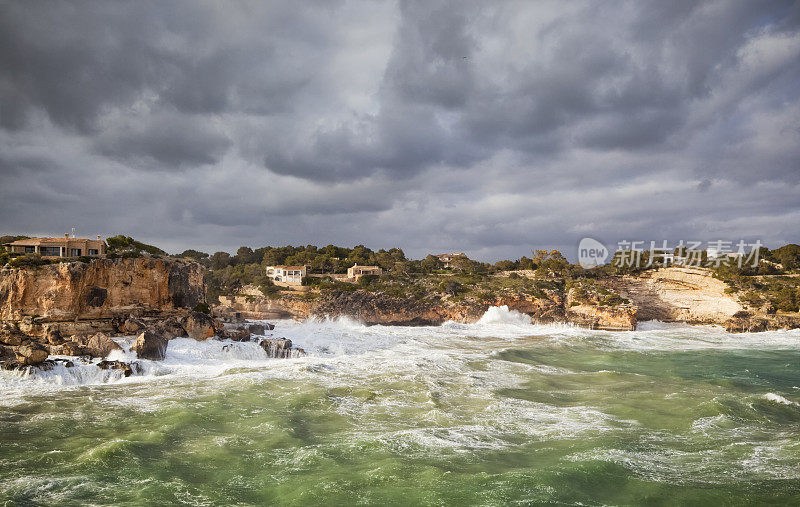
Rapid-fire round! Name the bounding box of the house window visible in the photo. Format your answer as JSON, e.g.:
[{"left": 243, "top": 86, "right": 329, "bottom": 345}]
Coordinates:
[
  {"left": 41, "top": 246, "right": 61, "bottom": 256},
  {"left": 24, "top": 246, "right": 36, "bottom": 253},
  {"left": 88, "top": 249, "right": 99, "bottom": 256},
  {"left": 71, "top": 249, "right": 82, "bottom": 256}
]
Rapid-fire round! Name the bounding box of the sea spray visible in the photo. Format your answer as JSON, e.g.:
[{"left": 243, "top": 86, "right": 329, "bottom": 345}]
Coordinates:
[
  {"left": 1, "top": 306, "right": 799, "bottom": 503},
  {"left": 475, "top": 305, "right": 532, "bottom": 326}
]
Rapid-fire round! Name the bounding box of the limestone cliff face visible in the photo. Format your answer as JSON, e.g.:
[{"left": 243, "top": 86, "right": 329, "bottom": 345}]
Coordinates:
[
  {"left": 312, "top": 291, "right": 485, "bottom": 325},
  {"left": 218, "top": 291, "right": 482, "bottom": 325},
  {"left": 216, "top": 289, "right": 637, "bottom": 330},
  {"left": 610, "top": 266, "right": 743, "bottom": 324},
  {"left": 217, "top": 293, "right": 315, "bottom": 320},
  {"left": 0, "top": 258, "right": 205, "bottom": 322}
]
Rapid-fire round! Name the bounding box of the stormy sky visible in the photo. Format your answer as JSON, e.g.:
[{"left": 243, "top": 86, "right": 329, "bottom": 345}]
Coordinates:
[{"left": 1, "top": 1, "right": 799, "bottom": 261}]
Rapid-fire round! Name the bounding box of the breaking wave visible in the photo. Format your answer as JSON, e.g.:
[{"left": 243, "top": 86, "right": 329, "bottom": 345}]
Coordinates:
[{"left": 2, "top": 306, "right": 799, "bottom": 395}]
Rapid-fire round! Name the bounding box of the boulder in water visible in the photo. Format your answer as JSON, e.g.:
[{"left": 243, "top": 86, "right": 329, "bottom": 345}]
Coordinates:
[
  {"left": 98, "top": 360, "right": 139, "bottom": 377},
  {"left": 181, "top": 311, "right": 216, "bottom": 341},
  {"left": 247, "top": 323, "right": 266, "bottom": 336},
  {"left": 15, "top": 343, "right": 49, "bottom": 365},
  {"left": 259, "top": 338, "right": 303, "bottom": 358},
  {"left": 226, "top": 327, "right": 251, "bottom": 342},
  {"left": 133, "top": 330, "right": 168, "bottom": 360},
  {"left": 82, "top": 332, "right": 122, "bottom": 358},
  {"left": 59, "top": 340, "right": 87, "bottom": 356}
]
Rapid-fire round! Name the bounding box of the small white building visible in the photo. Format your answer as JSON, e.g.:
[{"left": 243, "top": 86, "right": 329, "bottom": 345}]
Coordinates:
[
  {"left": 434, "top": 252, "right": 467, "bottom": 269},
  {"left": 265, "top": 265, "right": 307, "bottom": 286},
  {"left": 347, "top": 264, "right": 382, "bottom": 279}
]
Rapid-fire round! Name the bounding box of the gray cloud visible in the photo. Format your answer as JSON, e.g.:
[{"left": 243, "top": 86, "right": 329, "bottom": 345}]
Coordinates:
[
  {"left": 1, "top": 0, "right": 799, "bottom": 260},
  {"left": 94, "top": 112, "right": 232, "bottom": 168}
]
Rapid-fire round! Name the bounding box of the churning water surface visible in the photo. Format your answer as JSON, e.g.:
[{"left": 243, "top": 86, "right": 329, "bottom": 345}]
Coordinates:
[{"left": 1, "top": 306, "right": 799, "bottom": 505}]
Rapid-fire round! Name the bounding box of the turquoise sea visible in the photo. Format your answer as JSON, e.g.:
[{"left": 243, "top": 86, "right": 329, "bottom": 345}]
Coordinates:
[{"left": 1, "top": 307, "right": 799, "bottom": 505}]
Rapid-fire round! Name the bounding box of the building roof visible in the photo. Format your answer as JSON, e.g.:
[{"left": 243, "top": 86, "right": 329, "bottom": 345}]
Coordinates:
[
  {"left": 269, "top": 265, "right": 306, "bottom": 270},
  {"left": 3, "top": 237, "right": 101, "bottom": 246},
  {"left": 350, "top": 265, "right": 381, "bottom": 269}
]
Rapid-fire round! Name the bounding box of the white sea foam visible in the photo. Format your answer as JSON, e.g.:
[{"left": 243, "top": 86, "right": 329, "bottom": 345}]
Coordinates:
[
  {"left": 1, "top": 305, "right": 798, "bottom": 396},
  {"left": 763, "top": 392, "right": 799, "bottom": 406},
  {"left": 476, "top": 305, "right": 532, "bottom": 326}
]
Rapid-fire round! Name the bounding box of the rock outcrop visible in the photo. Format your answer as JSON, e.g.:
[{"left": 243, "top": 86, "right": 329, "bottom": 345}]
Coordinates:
[
  {"left": 133, "top": 330, "right": 168, "bottom": 360},
  {"left": 215, "top": 288, "right": 637, "bottom": 330},
  {"left": 566, "top": 304, "right": 637, "bottom": 331},
  {"left": 56, "top": 341, "right": 87, "bottom": 356},
  {"left": 44, "top": 327, "right": 64, "bottom": 345},
  {"left": 181, "top": 311, "right": 217, "bottom": 340},
  {"left": 15, "top": 343, "right": 49, "bottom": 365},
  {"left": 0, "top": 257, "right": 205, "bottom": 323},
  {"left": 610, "top": 267, "right": 743, "bottom": 324},
  {"left": 260, "top": 338, "right": 304, "bottom": 358},
  {"left": 724, "top": 311, "right": 800, "bottom": 333},
  {"left": 217, "top": 290, "right": 485, "bottom": 325},
  {"left": 0, "top": 257, "right": 205, "bottom": 365},
  {"left": 80, "top": 332, "right": 122, "bottom": 358},
  {"left": 247, "top": 323, "right": 266, "bottom": 335},
  {"left": 98, "top": 360, "right": 141, "bottom": 377}
]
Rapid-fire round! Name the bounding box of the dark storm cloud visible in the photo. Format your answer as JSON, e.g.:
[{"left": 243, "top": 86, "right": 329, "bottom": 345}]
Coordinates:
[
  {"left": 94, "top": 112, "right": 232, "bottom": 168},
  {"left": 0, "top": 0, "right": 799, "bottom": 259}
]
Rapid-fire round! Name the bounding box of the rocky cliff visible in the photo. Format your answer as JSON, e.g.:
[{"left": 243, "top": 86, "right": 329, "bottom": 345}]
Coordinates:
[
  {"left": 606, "top": 266, "right": 800, "bottom": 331},
  {"left": 215, "top": 289, "right": 637, "bottom": 330},
  {"left": 217, "top": 291, "right": 481, "bottom": 325},
  {"left": 609, "top": 266, "right": 743, "bottom": 324},
  {"left": 0, "top": 257, "right": 205, "bottom": 323}
]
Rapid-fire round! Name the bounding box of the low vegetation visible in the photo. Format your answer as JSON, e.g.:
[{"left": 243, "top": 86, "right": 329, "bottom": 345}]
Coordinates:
[{"left": 3, "top": 232, "right": 798, "bottom": 311}]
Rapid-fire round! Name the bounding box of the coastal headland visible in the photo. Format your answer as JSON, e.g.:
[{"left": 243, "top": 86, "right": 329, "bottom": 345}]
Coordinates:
[{"left": 2, "top": 239, "right": 798, "bottom": 373}]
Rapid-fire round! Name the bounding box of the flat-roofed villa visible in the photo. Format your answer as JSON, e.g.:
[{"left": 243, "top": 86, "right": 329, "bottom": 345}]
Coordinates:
[
  {"left": 3, "top": 234, "right": 106, "bottom": 258},
  {"left": 347, "top": 264, "right": 382, "bottom": 279},
  {"left": 266, "top": 265, "right": 307, "bottom": 286},
  {"left": 435, "top": 252, "right": 466, "bottom": 269}
]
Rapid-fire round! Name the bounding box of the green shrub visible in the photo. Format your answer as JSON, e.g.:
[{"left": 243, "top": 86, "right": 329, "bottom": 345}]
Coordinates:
[
  {"left": 740, "top": 291, "right": 763, "bottom": 307},
  {"left": 303, "top": 276, "right": 321, "bottom": 286},
  {"left": 9, "top": 253, "right": 46, "bottom": 268},
  {"left": 358, "top": 274, "right": 379, "bottom": 287},
  {"left": 106, "top": 235, "right": 167, "bottom": 256},
  {"left": 259, "top": 283, "right": 281, "bottom": 297}
]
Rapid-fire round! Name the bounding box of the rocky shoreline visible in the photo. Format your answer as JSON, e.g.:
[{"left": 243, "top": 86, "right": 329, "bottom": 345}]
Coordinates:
[
  {"left": 1, "top": 259, "right": 798, "bottom": 376},
  {"left": 0, "top": 257, "right": 303, "bottom": 374},
  {"left": 0, "top": 310, "right": 304, "bottom": 372},
  {"left": 216, "top": 289, "right": 640, "bottom": 331},
  {"left": 215, "top": 267, "right": 800, "bottom": 332}
]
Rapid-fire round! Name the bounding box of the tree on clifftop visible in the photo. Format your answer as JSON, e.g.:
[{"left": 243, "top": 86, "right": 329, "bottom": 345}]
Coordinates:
[
  {"left": 105, "top": 235, "right": 167, "bottom": 256},
  {"left": 772, "top": 244, "right": 800, "bottom": 270}
]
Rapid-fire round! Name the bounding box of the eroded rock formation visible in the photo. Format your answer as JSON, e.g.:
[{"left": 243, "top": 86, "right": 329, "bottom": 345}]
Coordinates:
[
  {"left": 215, "top": 288, "right": 638, "bottom": 330},
  {"left": 133, "top": 330, "right": 169, "bottom": 360},
  {"left": 0, "top": 257, "right": 205, "bottom": 323},
  {"left": 609, "top": 267, "right": 743, "bottom": 324}
]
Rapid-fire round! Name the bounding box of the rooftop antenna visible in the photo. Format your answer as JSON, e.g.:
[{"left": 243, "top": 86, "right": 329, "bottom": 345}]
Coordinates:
[{"left": 71, "top": 227, "right": 75, "bottom": 238}]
